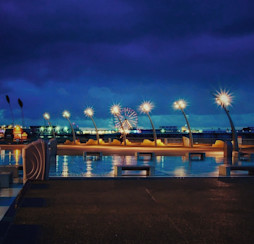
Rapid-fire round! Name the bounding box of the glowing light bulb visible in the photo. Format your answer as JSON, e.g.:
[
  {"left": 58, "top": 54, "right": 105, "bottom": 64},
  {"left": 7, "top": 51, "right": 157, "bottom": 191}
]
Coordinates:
[
  {"left": 63, "top": 110, "right": 70, "bottom": 118},
  {"left": 173, "top": 99, "right": 187, "bottom": 110},
  {"left": 43, "top": 112, "right": 50, "bottom": 120},
  {"left": 215, "top": 90, "right": 232, "bottom": 107},
  {"left": 84, "top": 108, "right": 94, "bottom": 117},
  {"left": 139, "top": 101, "right": 154, "bottom": 113},
  {"left": 111, "top": 105, "right": 121, "bottom": 115}
]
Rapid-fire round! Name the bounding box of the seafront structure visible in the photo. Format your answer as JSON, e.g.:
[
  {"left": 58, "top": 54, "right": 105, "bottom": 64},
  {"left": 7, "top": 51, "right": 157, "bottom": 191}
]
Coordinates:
[
  {"left": 110, "top": 104, "right": 127, "bottom": 146},
  {"left": 173, "top": 99, "right": 193, "bottom": 147},
  {"left": 139, "top": 101, "right": 157, "bottom": 146},
  {"left": 214, "top": 90, "right": 239, "bottom": 152},
  {"left": 84, "top": 107, "right": 100, "bottom": 144},
  {"left": 0, "top": 89, "right": 250, "bottom": 148},
  {"left": 62, "top": 110, "right": 77, "bottom": 143},
  {"left": 43, "top": 113, "right": 56, "bottom": 139}
]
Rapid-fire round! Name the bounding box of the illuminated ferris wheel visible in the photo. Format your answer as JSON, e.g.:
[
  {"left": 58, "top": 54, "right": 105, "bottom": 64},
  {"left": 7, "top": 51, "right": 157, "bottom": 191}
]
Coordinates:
[{"left": 114, "top": 107, "right": 138, "bottom": 132}]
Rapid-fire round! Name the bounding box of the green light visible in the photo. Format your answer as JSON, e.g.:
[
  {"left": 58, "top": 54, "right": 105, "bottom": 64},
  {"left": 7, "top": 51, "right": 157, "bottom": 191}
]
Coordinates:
[{"left": 161, "top": 129, "right": 165, "bottom": 133}]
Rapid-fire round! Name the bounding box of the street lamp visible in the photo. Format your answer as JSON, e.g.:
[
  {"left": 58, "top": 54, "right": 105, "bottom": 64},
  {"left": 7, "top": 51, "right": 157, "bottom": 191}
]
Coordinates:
[
  {"left": 62, "top": 110, "right": 76, "bottom": 144},
  {"left": 139, "top": 101, "right": 157, "bottom": 146},
  {"left": 173, "top": 99, "right": 193, "bottom": 147},
  {"left": 214, "top": 90, "right": 239, "bottom": 152},
  {"left": 110, "top": 104, "right": 127, "bottom": 146},
  {"left": 84, "top": 107, "right": 100, "bottom": 144},
  {"left": 43, "top": 112, "right": 56, "bottom": 139}
]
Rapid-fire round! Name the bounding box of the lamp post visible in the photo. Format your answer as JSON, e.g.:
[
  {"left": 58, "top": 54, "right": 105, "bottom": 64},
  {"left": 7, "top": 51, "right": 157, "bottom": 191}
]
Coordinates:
[
  {"left": 174, "top": 99, "right": 193, "bottom": 148},
  {"left": 43, "top": 112, "right": 56, "bottom": 139},
  {"left": 110, "top": 104, "right": 127, "bottom": 146},
  {"left": 214, "top": 90, "right": 239, "bottom": 152},
  {"left": 62, "top": 110, "right": 76, "bottom": 144},
  {"left": 84, "top": 107, "right": 100, "bottom": 144},
  {"left": 139, "top": 101, "right": 157, "bottom": 146}
]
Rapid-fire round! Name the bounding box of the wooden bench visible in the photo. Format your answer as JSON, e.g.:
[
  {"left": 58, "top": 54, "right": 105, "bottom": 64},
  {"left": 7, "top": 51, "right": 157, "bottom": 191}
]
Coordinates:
[
  {"left": 239, "top": 153, "right": 254, "bottom": 161},
  {"left": 188, "top": 152, "right": 206, "bottom": 161},
  {"left": 0, "top": 172, "right": 13, "bottom": 188},
  {"left": 135, "top": 152, "right": 155, "bottom": 161},
  {"left": 219, "top": 165, "right": 254, "bottom": 176},
  {"left": 114, "top": 165, "right": 155, "bottom": 176},
  {"left": 83, "top": 152, "right": 102, "bottom": 160}
]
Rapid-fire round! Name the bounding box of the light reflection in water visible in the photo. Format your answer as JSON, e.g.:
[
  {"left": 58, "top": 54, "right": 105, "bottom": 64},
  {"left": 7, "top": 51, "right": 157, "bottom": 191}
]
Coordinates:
[
  {"left": 174, "top": 168, "right": 186, "bottom": 177},
  {"left": 8, "top": 151, "right": 12, "bottom": 164},
  {"left": 62, "top": 155, "right": 69, "bottom": 177},
  {"left": 86, "top": 160, "right": 92, "bottom": 177},
  {"left": 14, "top": 149, "right": 21, "bottom": 165},
  {"left": 125, "top": 156, "right": 132, "bottom": 165},
  {"left": 56, "top": 155, "right": 59, "bottom": 172},
  {"left": 1, "top": 150, "right": 5, "bottom": 161},
  {"left": 181, "top": 156, "right": 188, "bottom": 162},
  {"left": 49, "top": 154, "right": 230, "bottom": 177}
]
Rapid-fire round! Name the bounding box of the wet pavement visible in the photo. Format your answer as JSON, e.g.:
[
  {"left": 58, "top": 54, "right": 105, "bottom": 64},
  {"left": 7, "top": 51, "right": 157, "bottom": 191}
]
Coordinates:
[{"left": 2, "top": 177, "right": 254, "bottom": 243}]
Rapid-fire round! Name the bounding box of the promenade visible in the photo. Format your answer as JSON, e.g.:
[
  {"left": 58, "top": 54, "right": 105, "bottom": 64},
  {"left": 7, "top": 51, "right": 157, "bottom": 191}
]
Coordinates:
[
  {"left": 2, "top": 177, "right": 254, "bottom": 243},
  {"left": 1, "top": 144, "right": 254, "bottom": 243}
]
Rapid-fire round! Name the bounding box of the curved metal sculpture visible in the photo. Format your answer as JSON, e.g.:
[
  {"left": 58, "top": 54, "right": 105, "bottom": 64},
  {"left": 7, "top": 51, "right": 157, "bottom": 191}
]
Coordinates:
[
  {"left": 43, "top": 112, "right": 56, "bottom": 139},
  {"left": 139, "top": 101, "right": 157, "bottom": 146},
  {"left": 23, "top": 139, "right": 46, "bottom": 182},
  {"left": 173, "top": 99, "right": 193, "bottom": 148},
  {"left": 214, "top": 90, "right": 239, "bottom": 152},
  {"left": 84, "top": 108, "right": 100, "bottom": 144},
  {"left": 111, "top": 104, "right": 127, "bottom": 146}
]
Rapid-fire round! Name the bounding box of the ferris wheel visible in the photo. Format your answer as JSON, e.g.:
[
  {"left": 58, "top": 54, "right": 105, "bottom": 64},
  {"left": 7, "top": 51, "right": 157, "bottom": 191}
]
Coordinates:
[{"left": 114, "top": 107, "right": 138, "bottom": 132}]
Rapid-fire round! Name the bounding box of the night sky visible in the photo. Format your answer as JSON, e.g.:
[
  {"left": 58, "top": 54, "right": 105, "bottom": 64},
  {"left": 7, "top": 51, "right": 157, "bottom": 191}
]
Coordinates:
[{"left": 1, "top": 0, "right": 254, "bottom": 130}]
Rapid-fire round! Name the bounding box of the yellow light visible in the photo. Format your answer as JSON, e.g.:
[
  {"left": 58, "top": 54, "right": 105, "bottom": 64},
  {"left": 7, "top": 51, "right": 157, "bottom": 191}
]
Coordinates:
[
  {"left": 110, "top": 105, "right": 121, "bottom": 115},
  {"left": 84, "top": 108, "right": 94, "bottom": 117},
  {"left": 215, "top": 90, "right": 232, "bottom": 107},
  {"left": 63, "top": 110, "right": 70, "bottom": 118},
  {"left": 43, "top": 112, "right": 50, "bottom": 120},
  {"left": 14, "top": 149, "right": 21, "bottom": 165},
  {"left": 173, "top": 99, "right": 187, "bottom": 110},
  {"left": 174, "top": 168, "right": 186, "bottom": 177},
  {"left": 119, "top": 128, "right": 130, "bottom": 134},
  {"left": 139, "top": 101, "right": 154, "bottom": 113}
]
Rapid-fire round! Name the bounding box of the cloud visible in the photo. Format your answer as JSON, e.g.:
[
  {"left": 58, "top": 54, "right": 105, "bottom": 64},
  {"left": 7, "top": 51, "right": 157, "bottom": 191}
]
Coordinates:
[{"left": 1, "top": 0, "right": 254, "bottom": 127}]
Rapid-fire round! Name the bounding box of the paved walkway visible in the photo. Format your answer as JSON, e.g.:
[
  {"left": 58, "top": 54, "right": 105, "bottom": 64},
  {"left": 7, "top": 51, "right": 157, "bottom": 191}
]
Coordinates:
[
  {"left": 2, "top": 178, "right": 254, "bottom": 243},
  {"left": 0, "top": 183, "right": 23, "bottom": 221}
]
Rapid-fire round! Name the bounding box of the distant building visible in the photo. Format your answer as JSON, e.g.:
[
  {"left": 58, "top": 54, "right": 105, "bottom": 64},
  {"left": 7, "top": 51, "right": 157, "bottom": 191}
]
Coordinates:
[
  {"left": 159, "top": 126, "right": 178, "bottom": 133},
  {"left": 242, "top": 127, "right": 254, "bottom": 133}
]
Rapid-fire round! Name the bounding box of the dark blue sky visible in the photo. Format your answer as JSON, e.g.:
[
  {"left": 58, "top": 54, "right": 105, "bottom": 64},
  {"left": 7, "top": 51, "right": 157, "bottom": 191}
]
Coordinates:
[{"left": 1, "top": 0, "right": 254, "bottom": 129}]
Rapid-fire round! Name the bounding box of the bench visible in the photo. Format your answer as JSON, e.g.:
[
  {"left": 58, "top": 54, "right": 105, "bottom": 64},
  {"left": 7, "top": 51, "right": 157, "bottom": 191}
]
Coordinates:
[
  {"left": 0, "top": 172, "right": 13, "bottom": 188},
  {"left": 188, "top": 152, "right": 206, "bottom": 161},
  {"left": 83, "top": 152, "right": 102, "bottom": 160},
  {"left": 114, "top": 165, "right": 155, "bottom": 176},
  {"left": 219, "top": 165, "right": 254, "bottom": 176},
  {"left": 135, "top": 152, "right": 155, "bottom": 161},
  {"left": 0, "top": 165, "right": 22, "bottom": 178},
  {"left": 239, "top": 153, "right": 254, "bottom": 161}
]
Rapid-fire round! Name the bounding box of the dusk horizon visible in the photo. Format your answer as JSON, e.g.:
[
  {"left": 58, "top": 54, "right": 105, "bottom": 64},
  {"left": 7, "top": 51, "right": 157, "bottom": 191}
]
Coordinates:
[{"left": 1, "top": 0, "right": 254, "bottom": 129}]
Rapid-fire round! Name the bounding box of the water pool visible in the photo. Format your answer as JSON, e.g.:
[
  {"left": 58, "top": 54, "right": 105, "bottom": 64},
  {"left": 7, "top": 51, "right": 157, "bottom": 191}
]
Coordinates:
[
  {"left": 49, "top": 155, "right": 227, "bottom": 177},
  {"left": 0, "top": 149, "right": 23, "bottom": 166}
]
